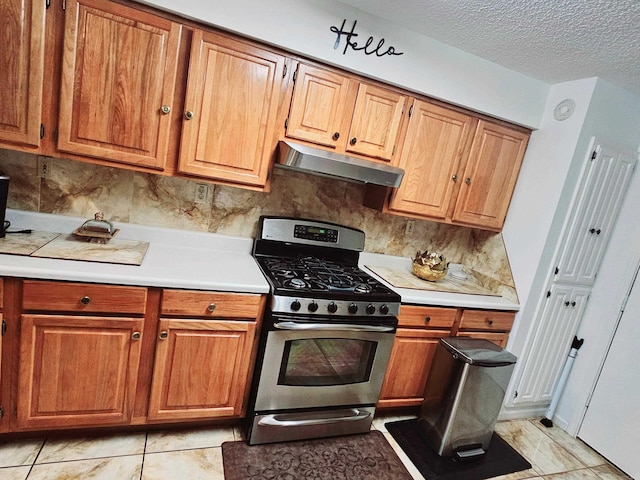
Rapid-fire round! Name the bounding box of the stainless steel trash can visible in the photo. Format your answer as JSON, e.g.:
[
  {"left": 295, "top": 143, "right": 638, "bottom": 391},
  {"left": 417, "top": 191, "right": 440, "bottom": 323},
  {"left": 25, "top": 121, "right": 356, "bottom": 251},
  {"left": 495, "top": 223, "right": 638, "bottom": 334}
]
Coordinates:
[{"left": 418, "top": 337, "right": 517, "bottom": 460}]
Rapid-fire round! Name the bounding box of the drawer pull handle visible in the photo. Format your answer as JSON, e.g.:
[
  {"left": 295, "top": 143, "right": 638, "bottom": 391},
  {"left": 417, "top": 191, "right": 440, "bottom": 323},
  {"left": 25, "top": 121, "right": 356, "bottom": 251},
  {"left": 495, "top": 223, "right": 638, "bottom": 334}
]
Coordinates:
[
  {"left": 424, "top": 316, "right": 431, "bottom": 323},
  {"left": 207, "top": 303, "right": 216, "bottom": 313},
  {"left": 350, "top": 137, "right": 357, "bottom": 145},
  {"left": 160, "top": 105, "right": 171, "bottom": 115},
  {"left": 80, "top": 295, "right": 91, "bottom": 305},
  {"left": 185, "top": 110, "right": 194, "bottom": 120},
  {"left": 159, "top": 331, "right": 168, "bottom": 340},
  {"left": 487, "top": 319, "right": 494, "bottom": 326},
  {"left": 332, "top": 132, "right": 340, "bottom": 140},
  {"left": 131, "top": 331, "right": 141, "bottom": 340}
]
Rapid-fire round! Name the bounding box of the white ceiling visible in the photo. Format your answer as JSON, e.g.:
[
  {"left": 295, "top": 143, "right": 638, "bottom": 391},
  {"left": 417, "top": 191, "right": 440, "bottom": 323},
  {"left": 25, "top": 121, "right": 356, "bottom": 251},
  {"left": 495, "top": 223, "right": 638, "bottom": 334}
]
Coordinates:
[{"left": 338, "top": 0, "right": 640, "bottom": 95}]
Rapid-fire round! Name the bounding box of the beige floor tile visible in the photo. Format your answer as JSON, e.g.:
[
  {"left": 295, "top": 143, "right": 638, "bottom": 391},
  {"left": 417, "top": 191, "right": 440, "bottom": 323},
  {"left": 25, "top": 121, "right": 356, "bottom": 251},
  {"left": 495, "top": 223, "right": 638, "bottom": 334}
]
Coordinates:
[
  {"left": 540, "top": 468, "right": 603, "bottom": 479},
  {"left": 590, "top": 463, "right": 634, "bottom": 479},
  {"left": 142, "top": 447, "right": 224, "bottom": 480},
  {"left": 145, "top": 426, "right": 235, "bottom": 453},
  {"left": 0, "top": 439, "right": 43, "bottom": 468},
  {"left": 372, "top": 413, "right": 418, "bottom": 433},
  {"left": 495, "top": 419, "right": 586, "bottom": 475},
  {"left": 28, "top": 455, "right": 142, "bottom": 480},
  {"left": 36, "top": 433, "right": 146, "bottom": 463},
  {"left": 0, "top": 465, "right": 31, "bottom": 480},
  {"left": 383, "top": 431, "right": 426, "bottom": 480},
  {"left": 532, "top": 419, "right": 608, "bottom": 467}
]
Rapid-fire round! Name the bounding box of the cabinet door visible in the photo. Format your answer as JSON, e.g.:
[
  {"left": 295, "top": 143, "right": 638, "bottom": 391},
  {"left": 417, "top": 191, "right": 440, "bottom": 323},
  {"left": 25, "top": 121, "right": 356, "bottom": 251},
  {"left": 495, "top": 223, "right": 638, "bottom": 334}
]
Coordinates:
[
  {"left": 58, "top": 0, "right": 181, "bottom": 169},
  {"left": 513, "top": 284, "right": 590, "bottom": 405},
  {"left": 148, "top": 318, "right": 256, "bottom": 420},
  {"left": 378, "top": 328, "right": 450, "bottom": 408},
  {"left": 18, "top": 315, "right": 143, "bottom": 429},
  {"left": 389, "top": 100, "right": 474, "bottom": 219},
  {"left": 346, "top": 84, "right": 407, "bottom": 161},
  {"left": 555, "top": 141, "right": 636, "bottom": 285},
  {"left": 452, "top": 120, "right": 529, "bottom": 230},
  {"left": 178, "top": 30, "right": 285, "bottom": 187},
  {"left": 285, "top": 63, "right": 356, "bottom": 148},
  {"left": 0, "top": 0, "right": 45, "bottom": 146}
]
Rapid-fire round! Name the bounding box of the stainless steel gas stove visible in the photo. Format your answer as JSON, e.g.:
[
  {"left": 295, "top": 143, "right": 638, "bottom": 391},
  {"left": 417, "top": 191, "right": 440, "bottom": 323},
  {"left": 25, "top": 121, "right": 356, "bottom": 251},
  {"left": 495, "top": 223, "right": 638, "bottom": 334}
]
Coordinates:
[{"left": 246, "top": 216, "right": 400, "bottom": 445}]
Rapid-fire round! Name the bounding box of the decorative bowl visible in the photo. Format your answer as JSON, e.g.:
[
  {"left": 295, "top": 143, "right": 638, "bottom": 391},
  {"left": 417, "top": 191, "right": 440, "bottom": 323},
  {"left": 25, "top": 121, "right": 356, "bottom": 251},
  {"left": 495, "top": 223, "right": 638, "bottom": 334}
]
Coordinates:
[{"left": 412, "top": 250, "right": 448, "bottom": 282}]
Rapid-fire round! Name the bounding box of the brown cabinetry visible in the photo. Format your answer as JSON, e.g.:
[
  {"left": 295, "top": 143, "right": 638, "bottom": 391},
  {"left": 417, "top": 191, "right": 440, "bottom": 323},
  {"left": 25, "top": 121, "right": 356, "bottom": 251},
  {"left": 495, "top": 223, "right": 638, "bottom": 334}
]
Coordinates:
[
  {"left": 17, "top": 280, "right": 147, "bottom": 429},
  {"left": 378, "top": 305, "right": 457, "bottom": 408},
  {"left": 0, "top": 0, "right": 45, "bottom": 147},
  {"left": 382, "top": 101, "right": 529, "bottom": 231},
  {"left": 57, "top": 0, "right": 181, "bottom": 169},
  {"left": 148, "top": 289, "right": 264, "bottom": 421},
  {"left": 286, "top": 63, "right": 407, "bottom": 162},
  {"left": 178, "top": 31, "right": 286, "bottom": 187},
  {"left": 455, "top": 309, "right": 515, "bottom": 348}
]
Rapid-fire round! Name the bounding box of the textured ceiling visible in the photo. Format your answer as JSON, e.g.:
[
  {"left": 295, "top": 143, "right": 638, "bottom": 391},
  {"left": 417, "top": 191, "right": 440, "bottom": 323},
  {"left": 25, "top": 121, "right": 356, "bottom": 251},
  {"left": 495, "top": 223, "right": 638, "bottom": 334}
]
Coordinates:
[{"left": 338, "top": 0, "right": 640, "bottom": 95}]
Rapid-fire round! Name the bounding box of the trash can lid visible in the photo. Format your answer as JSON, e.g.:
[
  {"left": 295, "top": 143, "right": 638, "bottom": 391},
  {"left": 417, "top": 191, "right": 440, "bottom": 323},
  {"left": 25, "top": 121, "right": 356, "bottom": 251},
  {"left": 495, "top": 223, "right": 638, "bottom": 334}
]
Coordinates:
[{"left": 440, "top": 337, "right": 517, "bottom": 366}]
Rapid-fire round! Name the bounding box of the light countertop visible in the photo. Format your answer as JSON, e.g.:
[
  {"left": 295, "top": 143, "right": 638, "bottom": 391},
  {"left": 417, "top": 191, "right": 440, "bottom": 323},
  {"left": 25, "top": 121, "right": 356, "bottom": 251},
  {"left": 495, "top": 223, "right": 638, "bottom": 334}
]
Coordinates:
[{"left": 1, "top": 210, "right": 520, "bottom": 310}]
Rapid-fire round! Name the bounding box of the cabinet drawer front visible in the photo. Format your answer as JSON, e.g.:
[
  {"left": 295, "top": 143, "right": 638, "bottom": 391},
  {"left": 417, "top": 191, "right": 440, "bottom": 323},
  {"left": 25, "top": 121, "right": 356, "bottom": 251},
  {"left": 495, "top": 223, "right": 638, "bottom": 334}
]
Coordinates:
[
  {"left": 398, "top": 305, "right": 457, "bottom": 328},
  {"left": 22, "top": 280, "right": 147, "bottom": 314},
  {"left": 0, "top": 278, "right": 3, "bottom": 309},
  {"left": 458, "top": 309, "right": 515, "bottom": 331},
  {"left": 161, "top": 290, "right": 264, "bottom": 318}
]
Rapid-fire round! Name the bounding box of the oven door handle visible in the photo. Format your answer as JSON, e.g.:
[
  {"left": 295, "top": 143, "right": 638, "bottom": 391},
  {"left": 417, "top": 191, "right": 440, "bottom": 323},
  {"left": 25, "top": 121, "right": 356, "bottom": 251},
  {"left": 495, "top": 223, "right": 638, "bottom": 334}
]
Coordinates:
[
  {"left": 273, "top": 321, "right": 395, "bottom": 333},
  {"left": 257, "top": 409, "right": 371, "bottom": 427}
]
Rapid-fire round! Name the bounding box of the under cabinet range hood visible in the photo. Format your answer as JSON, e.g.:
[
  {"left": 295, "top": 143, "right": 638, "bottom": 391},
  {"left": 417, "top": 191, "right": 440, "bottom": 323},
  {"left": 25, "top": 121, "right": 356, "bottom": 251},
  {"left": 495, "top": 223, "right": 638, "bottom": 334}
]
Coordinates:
[{"left": 276, "top": 141, "right": 404, "bottom": 188}]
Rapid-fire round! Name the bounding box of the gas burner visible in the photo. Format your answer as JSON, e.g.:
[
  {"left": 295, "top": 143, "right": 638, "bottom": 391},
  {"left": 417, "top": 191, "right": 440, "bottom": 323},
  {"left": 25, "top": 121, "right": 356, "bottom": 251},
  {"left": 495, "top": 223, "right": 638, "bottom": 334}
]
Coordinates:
[
  {"left": 354, "top": 283, "right": 372, "bottom": 294},
  {"left": 286, "top": 278, "right": 308, "bottom": 289}
]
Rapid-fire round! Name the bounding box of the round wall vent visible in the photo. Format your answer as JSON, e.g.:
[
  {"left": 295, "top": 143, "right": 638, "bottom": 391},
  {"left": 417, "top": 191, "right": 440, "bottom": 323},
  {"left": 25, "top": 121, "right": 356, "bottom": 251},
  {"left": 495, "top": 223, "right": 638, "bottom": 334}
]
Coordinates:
[{"left": 554, "top": 99, "right": 576, "bottom": 121}]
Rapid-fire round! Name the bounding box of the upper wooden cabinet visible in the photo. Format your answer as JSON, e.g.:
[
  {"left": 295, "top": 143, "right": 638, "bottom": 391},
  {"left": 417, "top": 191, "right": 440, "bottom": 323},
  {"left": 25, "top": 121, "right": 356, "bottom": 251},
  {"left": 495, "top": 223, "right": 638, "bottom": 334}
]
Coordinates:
[
  {"left": 380, "top": 101, "right": 529, "bottom": 231},
  {"left": 451, "top": 120, "right": 529, "bottom": 230},
  {"left": 57, "top": 0, "right": 181, "bottom": 169},
  {"left": 285, "top": 63, "right": 407, "bottom": 162},
  {"left": 388, "top": 100, "right": 475, "bottom": 220},
  {"left": 177, "top": 30, "right": 286, "bottom": 187},
  {"left": 0, "top": 0, "right": 45, "bottom": 147}
]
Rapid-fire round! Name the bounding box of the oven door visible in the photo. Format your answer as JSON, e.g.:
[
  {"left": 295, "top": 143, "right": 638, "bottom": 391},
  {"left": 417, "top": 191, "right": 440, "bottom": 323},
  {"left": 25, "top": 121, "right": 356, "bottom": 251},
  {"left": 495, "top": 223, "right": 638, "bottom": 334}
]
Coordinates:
[{"left": 253, "top": 316, "right": 396, "bottom": 411}]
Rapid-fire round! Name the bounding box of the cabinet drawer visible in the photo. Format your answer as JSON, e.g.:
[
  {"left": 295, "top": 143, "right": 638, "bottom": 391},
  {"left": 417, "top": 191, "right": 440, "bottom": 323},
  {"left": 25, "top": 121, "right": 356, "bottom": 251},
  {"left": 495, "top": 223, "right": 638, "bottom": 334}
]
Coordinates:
[
  {"left": 398, "top": 305, "right": 457, "bottom": 328},
  {"left": 22, "top": 280, "right": 147, "bottom": 314},
  {"left": 161, "top": 289, "right": 264, "bottom": 318},
  {"left": 458, "top": 309, "right": 515, "bottom": 331},
  {"left": 0, "top": 278, "right": 3, "bottom": 309}
]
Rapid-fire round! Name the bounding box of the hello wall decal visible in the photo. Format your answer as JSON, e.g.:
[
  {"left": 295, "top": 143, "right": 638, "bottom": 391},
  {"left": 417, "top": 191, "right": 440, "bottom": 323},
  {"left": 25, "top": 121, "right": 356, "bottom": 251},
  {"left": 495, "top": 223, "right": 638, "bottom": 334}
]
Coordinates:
[{"left": 330, "top": 19, "right": 404, "bottom": 57}]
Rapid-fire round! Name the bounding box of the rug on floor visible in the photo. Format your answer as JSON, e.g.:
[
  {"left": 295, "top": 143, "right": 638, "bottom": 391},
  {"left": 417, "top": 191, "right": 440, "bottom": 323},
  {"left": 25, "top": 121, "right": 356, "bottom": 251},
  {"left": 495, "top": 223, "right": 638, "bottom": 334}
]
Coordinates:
[
  {"left": 386, "top": 419, "right": 532, "bottom": 480},
  {"left": 222, "top": 431, "right": 413, "bottom": 480}
]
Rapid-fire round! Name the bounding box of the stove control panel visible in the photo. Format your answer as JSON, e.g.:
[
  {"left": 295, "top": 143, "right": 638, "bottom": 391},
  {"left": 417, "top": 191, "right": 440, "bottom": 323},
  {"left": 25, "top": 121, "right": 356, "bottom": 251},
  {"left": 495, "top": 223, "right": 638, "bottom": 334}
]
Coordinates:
[
  {"left": 271, "top": 296, "right": 400, "bottom": 317},
  {"left": 294, "top": 224, "right": 339, "bottom": 243}
]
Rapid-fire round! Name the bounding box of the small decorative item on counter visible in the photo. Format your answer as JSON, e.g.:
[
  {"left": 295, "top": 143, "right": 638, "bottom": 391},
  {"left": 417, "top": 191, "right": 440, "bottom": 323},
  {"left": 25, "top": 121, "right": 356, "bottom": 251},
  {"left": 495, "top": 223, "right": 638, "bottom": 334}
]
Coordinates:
[
  {"left": 73, "top": 212, "right": 119, "bottom": 243},
  {"left": 412, "top": 250, "right": 449, "bottom": 282}
]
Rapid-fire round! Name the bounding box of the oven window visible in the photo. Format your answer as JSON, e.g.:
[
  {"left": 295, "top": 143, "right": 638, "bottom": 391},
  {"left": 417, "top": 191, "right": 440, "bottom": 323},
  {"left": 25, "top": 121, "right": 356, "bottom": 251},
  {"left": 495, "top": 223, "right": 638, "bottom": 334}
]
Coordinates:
[{"left": 278, "top": 338, "right": 377, "bottom": 386}]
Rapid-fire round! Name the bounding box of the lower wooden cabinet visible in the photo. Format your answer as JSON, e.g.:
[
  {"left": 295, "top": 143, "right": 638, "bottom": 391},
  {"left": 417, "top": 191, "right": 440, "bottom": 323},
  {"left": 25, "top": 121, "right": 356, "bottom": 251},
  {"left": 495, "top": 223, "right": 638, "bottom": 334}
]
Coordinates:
[
  {"left": 18, "top": 314, "right": 143, "bottom": 429},
  {"left": 147, "top": 318, "right": 257, "bottom": 420},
  {"left": 455, "top": 309, "right": 515, "bottom": 348}
]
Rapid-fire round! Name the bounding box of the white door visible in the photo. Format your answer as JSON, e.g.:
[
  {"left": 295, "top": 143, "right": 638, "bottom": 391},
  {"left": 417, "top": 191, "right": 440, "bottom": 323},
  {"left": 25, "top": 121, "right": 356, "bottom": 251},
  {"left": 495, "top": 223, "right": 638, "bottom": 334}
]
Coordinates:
[{"left": 578, "top": 265, "right": 640, "bottom": 478}]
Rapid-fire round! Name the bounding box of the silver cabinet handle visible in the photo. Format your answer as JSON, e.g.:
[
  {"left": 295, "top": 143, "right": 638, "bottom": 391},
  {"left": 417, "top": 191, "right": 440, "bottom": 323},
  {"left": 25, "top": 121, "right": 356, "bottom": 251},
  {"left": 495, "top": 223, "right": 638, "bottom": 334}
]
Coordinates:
[
  {"left": 185, "top": 111, "right": 194, "bottom": 120},
  {"left": 131, "top": 331, "right": 141, "bottom": 340},
  {"left": 80, "top": 295, "right": 91, "bottom": 305},
  {"left": 273, "top": 321, "right": 394, "bottom": 333},
  {"left": 207, "top": 303, "right": 216, "bottom": 313},
  {"left": 160, "top": 105, "right": 171, "bottom": 114},
  {"left": 159, "top": 331, "right": 168, "bottom": 340},
  {"left": 258, "top": 409, "right": 370, "bottom": 427}
]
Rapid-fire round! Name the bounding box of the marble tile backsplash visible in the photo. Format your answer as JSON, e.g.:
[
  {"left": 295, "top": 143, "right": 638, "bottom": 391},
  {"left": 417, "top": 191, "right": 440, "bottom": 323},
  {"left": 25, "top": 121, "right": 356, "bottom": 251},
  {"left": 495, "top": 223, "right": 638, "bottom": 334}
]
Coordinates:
[{"left": 0, "top": 149, "right": 516, "bottom": 290}]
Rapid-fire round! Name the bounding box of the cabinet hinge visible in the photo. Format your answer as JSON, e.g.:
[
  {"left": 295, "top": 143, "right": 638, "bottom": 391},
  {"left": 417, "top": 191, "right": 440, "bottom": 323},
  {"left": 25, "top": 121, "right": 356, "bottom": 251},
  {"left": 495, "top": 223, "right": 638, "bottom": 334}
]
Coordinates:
[
  {"left": 554, "top": 266, "right": 559, "bottom": 275},
  {"left": 0, "top": 406, "right": 3, "bottom": 419},
  {"left": 392, "top": 145, "right": 396, "bottom": 156},
  {"left": 292, "top": 65, "right": 299, "bottom": 83},
  {"left": 284, "top": 118, "right": 288, "bottom": 130},
  {"left": 546, "top": 290, "right": 551, "bottom": 298},
  {"left": 40, "top": 124, "right": 45, "bottom": 139},
  {"left": 45, "top": 0, "right": 50, "bottom": 9},
  {"left": 408, "top": 105, "right": 413, "bottom": 117},
  {"left": 591, "top": 150, "right": 597, "bottom": 161},
  {"left": 62, "top": 0, "right": 66, "bottom": 10},
  {"left": 1, "top": 319, "right": 5, "bottom": 336},
  {"left": 513, "top": 390, "right": 518, "bottom": 398},
  {"left": 282, "top": 63, "right": 287, "bottom": 78}
]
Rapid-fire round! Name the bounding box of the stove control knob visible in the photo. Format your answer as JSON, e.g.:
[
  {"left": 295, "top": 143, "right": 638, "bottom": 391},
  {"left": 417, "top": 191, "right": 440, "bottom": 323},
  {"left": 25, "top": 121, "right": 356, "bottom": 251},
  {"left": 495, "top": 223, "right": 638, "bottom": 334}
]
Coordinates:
[
  {"left": 366, "top": 304, "right": 376, "bottom": 315},
  {"left": 290, "top": 300, "right": 301, "bottom": 311},
  {"left": 348, "top": 303, "right": 358, "bottom": 314},
  {"left": 308, "top": 301, "right": 318, "bottom": 312},
  {"left": 379, "top": 304, "right": 390, "bottom": 315},
  {"left": 327, "top": 302, "right": 338, "bottom": 313}
]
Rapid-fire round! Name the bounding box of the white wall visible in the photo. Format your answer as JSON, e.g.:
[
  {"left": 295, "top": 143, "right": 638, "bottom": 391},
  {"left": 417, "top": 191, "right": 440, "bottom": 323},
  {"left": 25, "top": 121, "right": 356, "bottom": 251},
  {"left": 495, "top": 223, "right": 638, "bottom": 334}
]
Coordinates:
[{"left": 135, "top": 0, "right": 548, "bottom": 127}]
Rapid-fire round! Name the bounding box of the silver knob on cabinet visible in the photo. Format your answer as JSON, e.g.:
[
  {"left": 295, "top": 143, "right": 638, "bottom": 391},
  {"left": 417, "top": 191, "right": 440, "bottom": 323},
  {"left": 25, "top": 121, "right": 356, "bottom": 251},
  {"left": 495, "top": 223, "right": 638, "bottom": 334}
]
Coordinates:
[
  {"left": 465, "top": 177, "right": 472, "bottom": 185},
  {"left": 452, "top": 174, "right": 458, "bottom": 181},
  {"left": 80, "top": 295, "right": 91, "bottom": 305},
  {"left": 160, "top": 105, "right": 171, "bottom": 115},
  {"left": 132, "top": 331, "right": 141, "bottom": 340},
  {"left": 185, "top": 111, "right": 194, "bottom": 120},
  {"left": 207, "top": 303, "right": 216, "bottom": 313},
  {"left": 159, "top": 331, "right": 168, "bottom": 340}
]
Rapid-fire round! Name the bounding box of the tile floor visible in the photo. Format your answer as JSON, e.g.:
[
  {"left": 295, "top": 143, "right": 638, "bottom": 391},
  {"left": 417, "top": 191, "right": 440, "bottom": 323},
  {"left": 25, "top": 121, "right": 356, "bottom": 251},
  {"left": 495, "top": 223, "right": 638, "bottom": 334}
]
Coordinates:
[{"left": 0, "top": 416, "right": 631, "bottom": 479}]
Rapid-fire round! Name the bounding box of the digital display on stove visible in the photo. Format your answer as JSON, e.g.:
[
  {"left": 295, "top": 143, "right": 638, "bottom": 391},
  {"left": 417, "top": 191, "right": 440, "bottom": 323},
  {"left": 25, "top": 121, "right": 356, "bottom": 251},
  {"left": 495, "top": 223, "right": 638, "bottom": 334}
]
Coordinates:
[{"left": 294, "top": 224, "right": 339, "bottom": 243}]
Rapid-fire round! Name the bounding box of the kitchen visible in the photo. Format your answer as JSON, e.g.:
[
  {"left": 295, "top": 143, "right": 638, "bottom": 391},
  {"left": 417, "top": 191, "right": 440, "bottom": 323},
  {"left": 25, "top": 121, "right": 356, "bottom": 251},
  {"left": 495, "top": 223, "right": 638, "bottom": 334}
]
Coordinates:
[{"left": 1, "top": 0, "right": 640, "bottom": 478}]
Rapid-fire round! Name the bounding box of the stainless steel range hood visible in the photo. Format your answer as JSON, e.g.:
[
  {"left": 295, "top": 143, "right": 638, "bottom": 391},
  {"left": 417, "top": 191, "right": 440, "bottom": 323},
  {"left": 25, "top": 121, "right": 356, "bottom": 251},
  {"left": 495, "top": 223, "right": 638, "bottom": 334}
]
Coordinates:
[{"left": 276, "top": 141, "right": 404, "bottom": 188}]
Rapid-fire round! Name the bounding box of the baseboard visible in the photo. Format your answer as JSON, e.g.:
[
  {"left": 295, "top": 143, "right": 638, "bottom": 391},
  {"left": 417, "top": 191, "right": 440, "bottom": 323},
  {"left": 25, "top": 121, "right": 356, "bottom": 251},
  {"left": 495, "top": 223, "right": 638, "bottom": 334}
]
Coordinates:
[{"left": 498, "top": 404, "right": 548, "bottom": 421}]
